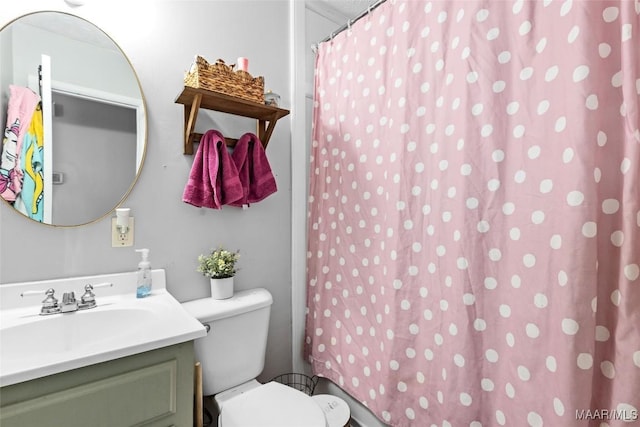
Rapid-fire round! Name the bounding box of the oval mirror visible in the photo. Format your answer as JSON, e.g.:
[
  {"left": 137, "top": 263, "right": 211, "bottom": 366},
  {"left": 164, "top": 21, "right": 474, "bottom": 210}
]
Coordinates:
[{"left": 0, "top": 11, "right": 146, "bottom": 226}]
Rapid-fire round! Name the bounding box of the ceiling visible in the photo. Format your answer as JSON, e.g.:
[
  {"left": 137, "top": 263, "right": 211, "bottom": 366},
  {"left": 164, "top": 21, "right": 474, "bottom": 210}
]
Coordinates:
[
  {"left": 19, "top": 3, "right": 379, "bottom": 49},
  {"left": 307, "top": 0, "right": 379, "bottom": 23}
]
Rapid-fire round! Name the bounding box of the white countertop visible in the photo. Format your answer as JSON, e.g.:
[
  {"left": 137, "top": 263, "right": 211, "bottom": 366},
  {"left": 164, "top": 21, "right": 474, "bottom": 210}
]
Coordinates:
[{"left": 0, "top": 269, "right": 206, "bottom": 387}]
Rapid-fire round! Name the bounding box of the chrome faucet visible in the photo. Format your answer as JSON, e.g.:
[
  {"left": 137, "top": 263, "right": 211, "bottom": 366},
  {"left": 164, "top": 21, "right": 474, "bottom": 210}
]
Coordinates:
[
  {"left": 61, "top": 291, "right": 78, "bottom": 313},
  {"left": 21, "top": 282, "right": 113, "bottom": 315}
]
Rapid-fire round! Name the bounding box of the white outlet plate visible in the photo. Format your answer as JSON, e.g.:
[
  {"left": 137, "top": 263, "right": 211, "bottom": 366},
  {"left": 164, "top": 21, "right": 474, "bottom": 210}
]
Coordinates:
[{"left": 111, "top": 217, "right": 134, "bottom": 247}]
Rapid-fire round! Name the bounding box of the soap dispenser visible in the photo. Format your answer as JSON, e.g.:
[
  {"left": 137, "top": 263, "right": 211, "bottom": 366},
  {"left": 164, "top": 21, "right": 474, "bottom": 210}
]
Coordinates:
[{"left": 135, "top": 248, "right": 152, "bottom": 298}]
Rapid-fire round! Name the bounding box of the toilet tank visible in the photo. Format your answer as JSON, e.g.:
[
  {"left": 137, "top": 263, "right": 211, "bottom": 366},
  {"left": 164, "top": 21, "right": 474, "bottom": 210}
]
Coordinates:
[{"left": 182, "top": 288, "right": 273, "bottom": 396}]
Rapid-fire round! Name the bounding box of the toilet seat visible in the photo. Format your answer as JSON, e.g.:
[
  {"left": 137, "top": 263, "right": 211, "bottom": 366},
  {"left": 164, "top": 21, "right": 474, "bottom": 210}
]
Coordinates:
[{"left": 219, "top": 381, "right": 326, "bottom": 427}]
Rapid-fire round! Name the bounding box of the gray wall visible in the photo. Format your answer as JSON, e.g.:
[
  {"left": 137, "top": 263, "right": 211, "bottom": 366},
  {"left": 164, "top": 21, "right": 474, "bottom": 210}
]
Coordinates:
[{"left": 0, "top": 0, "right": 292, "bottom": 382}]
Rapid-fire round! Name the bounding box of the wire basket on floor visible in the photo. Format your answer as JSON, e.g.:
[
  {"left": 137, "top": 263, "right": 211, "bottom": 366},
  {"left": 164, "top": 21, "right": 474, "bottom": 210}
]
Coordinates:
[{"left": 270, "top": 373, "right": 319, "bottom": 396}]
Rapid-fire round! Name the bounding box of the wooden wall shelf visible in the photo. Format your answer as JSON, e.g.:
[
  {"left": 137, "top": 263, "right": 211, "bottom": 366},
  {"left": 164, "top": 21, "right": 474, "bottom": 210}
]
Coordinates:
[{"left": 175, "top": 86, "right": 290, "bottom": 154}]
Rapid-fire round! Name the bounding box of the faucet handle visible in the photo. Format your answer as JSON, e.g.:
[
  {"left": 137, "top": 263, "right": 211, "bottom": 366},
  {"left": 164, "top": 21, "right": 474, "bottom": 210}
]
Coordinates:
[
  {"left": 20, "top": 288, "right": 60, "bottom": 315},
  {"left": 79, "top": 282, "right": 111, "bottom": 310},
  {"left": 42, "top": 288, "right": 58, "bottom": 302},
  {"left": 80, "top": 284, "right": 97, "bottom": 309},
  {"left": 41, "top": 288, "right": 60, "bottom": 315}
]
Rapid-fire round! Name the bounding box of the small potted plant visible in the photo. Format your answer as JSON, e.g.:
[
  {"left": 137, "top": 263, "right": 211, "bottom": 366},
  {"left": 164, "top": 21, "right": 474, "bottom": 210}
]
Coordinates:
[{"left": 197, "top": 246, "right": 240, "bottom": 299}]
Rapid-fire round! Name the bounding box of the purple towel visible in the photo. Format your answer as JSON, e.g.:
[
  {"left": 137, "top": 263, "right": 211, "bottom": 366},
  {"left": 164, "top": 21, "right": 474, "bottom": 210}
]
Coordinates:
[
  {"left": 182, "top": 130, "right": 243, "bottom": 209},
  {"left": 230, "top": 133, "right": 277, "bottom": 206}
]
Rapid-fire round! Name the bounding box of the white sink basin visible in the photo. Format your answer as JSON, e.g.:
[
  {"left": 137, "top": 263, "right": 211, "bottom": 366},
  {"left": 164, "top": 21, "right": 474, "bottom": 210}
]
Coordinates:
[
  {"left": 1, "top": 306, "right": 156, "bottom": 358},
  {"left": 0, "top": 270, "right": 206, "bottom": 387}
]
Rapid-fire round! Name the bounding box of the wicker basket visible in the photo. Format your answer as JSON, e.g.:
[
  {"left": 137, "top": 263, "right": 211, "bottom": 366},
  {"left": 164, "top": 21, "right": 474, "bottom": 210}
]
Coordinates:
[{"left": 184, "top": 56, "right": 264, "bottom": 104}]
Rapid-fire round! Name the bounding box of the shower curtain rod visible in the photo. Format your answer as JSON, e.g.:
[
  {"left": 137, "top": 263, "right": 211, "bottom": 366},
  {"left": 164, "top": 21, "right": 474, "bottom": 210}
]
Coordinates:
[{"left": 312, "top": 0, "right": 387, "bottom": 51}]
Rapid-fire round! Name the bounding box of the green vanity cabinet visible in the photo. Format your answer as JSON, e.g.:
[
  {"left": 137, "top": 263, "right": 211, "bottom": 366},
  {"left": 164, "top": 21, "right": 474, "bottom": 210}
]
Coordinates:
[{"left": 0, "top": 341, "right": 195, "bottom": 427}]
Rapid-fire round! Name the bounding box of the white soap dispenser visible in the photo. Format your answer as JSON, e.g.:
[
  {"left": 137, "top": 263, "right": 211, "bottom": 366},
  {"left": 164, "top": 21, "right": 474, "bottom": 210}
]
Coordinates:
[{"left": 135, "top": 248, "right": 152, "bottom": 298}]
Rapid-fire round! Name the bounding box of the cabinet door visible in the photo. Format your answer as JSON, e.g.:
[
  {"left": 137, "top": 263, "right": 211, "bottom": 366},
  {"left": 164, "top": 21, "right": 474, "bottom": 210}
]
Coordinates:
[
  {"left": 1, "top": 361, "right": 177, "bottom": 427},
  {"left": 0, "top": 342, "right": 195, "bottom": 427}
]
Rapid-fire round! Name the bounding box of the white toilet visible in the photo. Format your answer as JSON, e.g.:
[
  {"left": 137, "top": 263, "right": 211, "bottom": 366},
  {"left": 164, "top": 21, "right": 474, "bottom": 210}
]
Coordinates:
[{"left": 182, "top": 288, "right": 327, "bottom": 427}]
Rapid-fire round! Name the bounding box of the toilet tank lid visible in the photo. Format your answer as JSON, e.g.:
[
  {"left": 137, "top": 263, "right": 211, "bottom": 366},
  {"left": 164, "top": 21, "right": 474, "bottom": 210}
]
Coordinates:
[{"left": 182, "top": 288, "right": 273, "bottom": 322}]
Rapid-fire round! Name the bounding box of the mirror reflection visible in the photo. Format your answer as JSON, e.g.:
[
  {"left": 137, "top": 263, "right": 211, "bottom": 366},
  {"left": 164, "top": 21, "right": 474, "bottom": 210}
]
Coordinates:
[{"left": 0, "top": 11, "right": 146, "bottom": 226}]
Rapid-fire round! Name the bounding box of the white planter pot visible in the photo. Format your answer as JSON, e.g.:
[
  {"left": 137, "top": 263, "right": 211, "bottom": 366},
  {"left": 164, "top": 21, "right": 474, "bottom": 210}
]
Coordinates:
[{"left": 210, "top": 277, "right": 234, "bottom": 299}]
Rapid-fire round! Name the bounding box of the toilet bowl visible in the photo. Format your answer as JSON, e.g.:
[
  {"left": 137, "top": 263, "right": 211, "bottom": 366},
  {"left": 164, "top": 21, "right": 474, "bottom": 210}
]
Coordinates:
[{"left": 181, "top": 288, "right": 328, "bottom": 427}]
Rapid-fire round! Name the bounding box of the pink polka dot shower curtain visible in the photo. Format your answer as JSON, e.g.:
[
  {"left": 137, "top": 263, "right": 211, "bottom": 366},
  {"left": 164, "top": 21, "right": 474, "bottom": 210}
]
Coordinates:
[{"left": 304, "top": 1, "right": 640, "bottom": 426}]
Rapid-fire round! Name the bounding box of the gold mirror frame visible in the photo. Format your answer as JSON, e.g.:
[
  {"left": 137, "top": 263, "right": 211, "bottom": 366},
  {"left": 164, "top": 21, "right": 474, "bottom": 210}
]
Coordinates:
[{"left": 0, "top": 11, "right": 147, "bottom": 227}]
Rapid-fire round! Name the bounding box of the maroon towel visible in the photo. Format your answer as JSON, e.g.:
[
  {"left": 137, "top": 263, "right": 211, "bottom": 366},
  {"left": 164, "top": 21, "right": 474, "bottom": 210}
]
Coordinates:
[
  {"left": 182, "top": 130, "right": 243, "bottom": 209},
  {"left": 230, "top": 133, "right": 277, "bottom": 206}
]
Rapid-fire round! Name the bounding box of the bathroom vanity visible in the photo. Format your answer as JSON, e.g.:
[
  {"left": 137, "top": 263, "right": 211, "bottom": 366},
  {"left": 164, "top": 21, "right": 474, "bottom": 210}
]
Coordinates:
[
  {"left": 0, "top": 270, "right": 206, "bottom": 427},
  {"left": 0, "top": 342, "right": 193, "bottom": 427}
]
